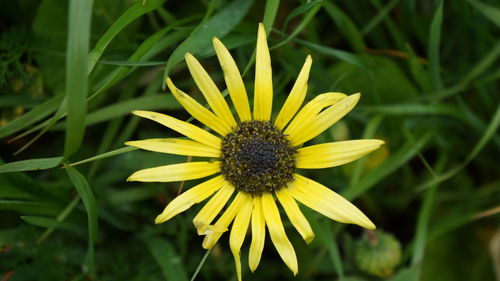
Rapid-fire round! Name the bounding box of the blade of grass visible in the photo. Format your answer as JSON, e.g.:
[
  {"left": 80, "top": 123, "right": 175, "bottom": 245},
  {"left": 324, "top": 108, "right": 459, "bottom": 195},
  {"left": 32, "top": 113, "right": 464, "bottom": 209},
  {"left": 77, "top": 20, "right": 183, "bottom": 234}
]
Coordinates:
[
  {"left": 323, "top": 2, "right": 365, "bottom": 52},
  {"left": 411, "top": 155, "right": 446, "bottom": 266},
  {"left": 428, "top": 0, "right": 444, "bottom": 90},
  {"left": 0, "top": 94, "right": 64, "bottom": 139},
  {"left": 161, "top": 0, "right": 253, "bottom": 87},
  {"left": 343, "top": 132, "right": 432, "bottom": 200},
  {"left": 361, "top": 0, "right": 399, "bottom": 35},
  {"left": 68, "top": 146, "right": 137, "bottom": 167},
  {"left": 417, "top": 104, "right": 500, "bottom": 191},
  {"left": 87, "top": 0, "right": 166, "bottom": 72},
  {"left": 144, "top": 236, "right": 189, "bottom": 281},
  {"left": 271, "top": 1, "right": 323, "bottom": 49},
  {"left": 466, "top": 0, "right": 500, "bottom": 28},
  {"left": 282, "top": 0, "right": 323, "bottom": 32},
  {"left": 65, "top": 164, "right": 98, "bottom": 274},
  {"left": 0, "top": 157, "right": 62, "bottom": 173},
  {"left": 64, "top": 0, "right": 94, "bottom": 160}
]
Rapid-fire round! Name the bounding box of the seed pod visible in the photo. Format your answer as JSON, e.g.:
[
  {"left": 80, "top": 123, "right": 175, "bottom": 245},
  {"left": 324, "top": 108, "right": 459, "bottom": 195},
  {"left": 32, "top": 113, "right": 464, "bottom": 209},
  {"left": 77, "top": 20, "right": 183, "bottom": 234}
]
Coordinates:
[{"left": 354, "top": 230, "right": 402, "bottom": 277}]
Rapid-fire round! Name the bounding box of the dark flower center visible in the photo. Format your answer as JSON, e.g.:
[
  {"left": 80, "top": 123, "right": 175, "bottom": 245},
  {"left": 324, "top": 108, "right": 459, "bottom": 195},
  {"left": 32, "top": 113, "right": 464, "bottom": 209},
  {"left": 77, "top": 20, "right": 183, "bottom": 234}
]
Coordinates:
[{"left": 220, "top": 121, "right": 296, "bottom": 194}]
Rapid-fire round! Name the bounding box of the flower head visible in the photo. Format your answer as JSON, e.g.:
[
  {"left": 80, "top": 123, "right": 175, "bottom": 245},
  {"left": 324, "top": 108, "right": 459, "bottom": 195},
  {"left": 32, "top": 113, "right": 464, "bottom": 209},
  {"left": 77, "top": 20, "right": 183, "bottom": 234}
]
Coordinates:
[{"left": 127, "top": 23, "right": 384, "bottom": 280}]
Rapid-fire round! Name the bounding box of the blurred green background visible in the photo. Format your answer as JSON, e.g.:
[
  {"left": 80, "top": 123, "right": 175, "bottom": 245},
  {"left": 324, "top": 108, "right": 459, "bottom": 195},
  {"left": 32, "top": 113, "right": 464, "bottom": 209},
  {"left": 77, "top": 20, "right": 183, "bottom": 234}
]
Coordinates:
[{"left": 0, "top": 0, "right": 499, "bottom": 280}]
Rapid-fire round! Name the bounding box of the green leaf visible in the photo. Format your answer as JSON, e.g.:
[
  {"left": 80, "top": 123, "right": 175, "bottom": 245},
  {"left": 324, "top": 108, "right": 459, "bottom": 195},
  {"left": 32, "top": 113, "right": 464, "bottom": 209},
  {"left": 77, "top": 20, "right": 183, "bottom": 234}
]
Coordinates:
[
  {"left": 68, "top": 146, "right": 137, "bottom": 167},
  {"left": 162, "top": 0, "right": 254, "bottom": 85},
  {"left": 417, "top": 104, "right": 500, "bottom": 190},
  {"left": 64, "top": 0, "right": 94, "bottom": 159},
  {"left": 21, "top": 215, "right": 80, "bottom": 233},
  {"left": 282, "top": 0, "right": 323, "bottom": 31},
  {"left": 0, "top": 157, "right": 62, "bottom": 173},
  {"left": 87, "top": 0, "right": 167, "bottom": 72},
  {"left": 467, "top": 0, "right": 500, "bottom": 28},
  {"left": 343, "top": 132, "right": 432, "bottom": 200},
  {"left": 0, "top": 94, "right": 64, "bottom": 139},
  {"left": 144, "top": 236, "right": 189, "bottom": 281},
  {"left": 65, "top": 165, "right": 98, "bottom": 273},
  {"left": 428, "top": 0, "right": 444, "bottom": 90},
  {"left": 323, "top": 2, "right": 365, "bottom": 52}
]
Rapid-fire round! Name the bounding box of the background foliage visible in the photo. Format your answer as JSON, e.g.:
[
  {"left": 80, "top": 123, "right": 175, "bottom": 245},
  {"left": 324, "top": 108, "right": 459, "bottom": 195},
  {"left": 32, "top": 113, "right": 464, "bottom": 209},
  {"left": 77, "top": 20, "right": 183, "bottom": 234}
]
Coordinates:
[{"left": 1, "top": 0, "right": 499, "bottom": 280}]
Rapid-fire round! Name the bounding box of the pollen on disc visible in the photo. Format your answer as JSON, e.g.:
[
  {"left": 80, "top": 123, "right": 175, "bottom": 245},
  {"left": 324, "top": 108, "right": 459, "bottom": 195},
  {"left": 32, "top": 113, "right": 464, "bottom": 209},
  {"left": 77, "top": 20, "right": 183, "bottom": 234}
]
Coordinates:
[{"left": 220, "top": 121, "right": 296, "bottom": 194}]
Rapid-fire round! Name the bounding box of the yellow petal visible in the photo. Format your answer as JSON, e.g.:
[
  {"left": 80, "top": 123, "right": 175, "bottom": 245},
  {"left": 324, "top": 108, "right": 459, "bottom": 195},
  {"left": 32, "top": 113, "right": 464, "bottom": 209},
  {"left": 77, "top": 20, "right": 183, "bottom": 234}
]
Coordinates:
[
  {"left": 185, "top": 53, "right": 237, "bottom": 128},
  {"left": 274, "top": 55, "right": 312, "bottom": 130},
  {"left": 253, "top": 23, "right": 273, "bottom": 121},
  {"left": 155, "top": 175, "right": 226, "bottom": 223},
  {"left": 166, "top": 77, "right": 231, "bottom": 136},
  {"left": 288, "top": 93, "right": 360, "bottom": 146},
  {"left": 284, "top": 92, "right": 346, "bottom": 142},
  {"left": 249, "top": 195, "right": 265, "bottom": 272},
  {"left": 229, "top": 194, "right": 253, "bottom": 281},
  {"left": 261, "top": 193, "right": 298, "bottom": 275},
  {"left": 288, "top": 174, "right": 375, "bottom": 230},
  {"left": 275, "top": 189, "right": 314, "bottom": 244},
  {"left": 132, "top": 110, "right": 221, "bottom": 149},
  {"left": 125, "top": 138, "right": 220, "bottom": 158},
  {"left": 296, "top": 139, "right": 385, "bottom": 169},
  {"left": 193, "top": 182, "right": 234, "bottom": 234},
  {"left": 213, "top": 37, "right": 251, "bottom": 122},
  {"left": 127, "top": 161, "right": 220, "bottom": 182},
  {"left": 202, "top": 192, "right": 246, "bottom": 249}
]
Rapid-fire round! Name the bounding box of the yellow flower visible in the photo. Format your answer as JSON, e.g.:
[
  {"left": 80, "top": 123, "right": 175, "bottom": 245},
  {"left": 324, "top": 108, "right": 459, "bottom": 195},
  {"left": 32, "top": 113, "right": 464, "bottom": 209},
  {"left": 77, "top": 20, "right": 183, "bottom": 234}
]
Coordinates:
[{"left": 127, "top": 23, "right": 384, "bottom": 280}]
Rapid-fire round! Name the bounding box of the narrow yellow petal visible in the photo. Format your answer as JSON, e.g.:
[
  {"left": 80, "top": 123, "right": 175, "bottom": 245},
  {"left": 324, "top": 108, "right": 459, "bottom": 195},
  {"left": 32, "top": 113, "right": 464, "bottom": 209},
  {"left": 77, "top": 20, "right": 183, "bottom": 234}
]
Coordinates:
[
  {"left": 202, "top": 192, "right": 246, "bottom": 249},
  {"left": 275, "top": 189, "right": 314, "bottom": 244},
  {"left": 229, "top": 194, "right": 253, "bottom": 281},
  {"left": 132, "top": 110, "right": 221, "bottom": 149},
  {"left": 193, "top": 182, "right": 234, "bottom": 234},
  {"left": 166, "top": 77, "right": 231, "bottom": 136},
  {"left": 213, "top": 37, "right": 251, "bottom": 122},
  {"left": 288, "top": 174, "right": 376, "bottom": 230},
  {"left": 296, "top": 139, "right": 385, "bottom": 169},
  {"left": 185, "top": 53, "right": 237, "bottom": 128},
  {"left": 127, "top": 161, "right": 220, "bottom": 182},
  {"left": 155, "top": 175, "right": 225, "bottom": 223},
  {"left": 253, "top": 23, "right": 273, "bottom": 121},
  {"left": 284, "top": 92, "right": 346, "bottom": 141},
  {"left": 288, "top": 93, "right": 361, "bottom": 146},
  {"left": 125, "top": 138, "right": 220, "bottom": 158},
  {"left": 274, "top": 55, "right": 312, "bottom": 130},
  {"left": 261, "top": 193, "right": 298, "bottom": 275},
  {"left": 249, "top": 195, "right": 265, "bottom": 272}
]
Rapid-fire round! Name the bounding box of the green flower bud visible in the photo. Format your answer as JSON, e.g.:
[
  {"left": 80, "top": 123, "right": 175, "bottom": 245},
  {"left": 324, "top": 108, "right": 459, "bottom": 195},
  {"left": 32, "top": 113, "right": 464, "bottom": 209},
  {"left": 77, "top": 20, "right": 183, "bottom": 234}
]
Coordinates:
[{"left": 354, "top": 230, "right": 402, "bottom": 277}]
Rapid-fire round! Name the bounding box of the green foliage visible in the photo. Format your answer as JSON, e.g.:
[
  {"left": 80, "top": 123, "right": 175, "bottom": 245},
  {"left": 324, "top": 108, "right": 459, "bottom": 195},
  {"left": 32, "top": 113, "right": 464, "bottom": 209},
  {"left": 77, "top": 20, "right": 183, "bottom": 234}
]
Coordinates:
[{"left": 1, "top": 0, "right": 498, "bottom": 280}]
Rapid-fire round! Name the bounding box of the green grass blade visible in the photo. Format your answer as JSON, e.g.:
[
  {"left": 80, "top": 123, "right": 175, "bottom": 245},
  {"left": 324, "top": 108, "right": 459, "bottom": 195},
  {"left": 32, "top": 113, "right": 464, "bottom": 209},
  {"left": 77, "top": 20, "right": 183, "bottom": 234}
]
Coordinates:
[
  {"left": 361, "top": 0, "right": 399, "bottom": 35},
  {"left": 466, "top": 0, "right": 500, "bottom": 28},
  {"left": 317, "top": 219, "right": 344, "bottom": 280},
  {"left": 428, "top": 0, "right": 444, "bottom": 90},
  {"left": 64, "top": 0, "right": 94, "bottom": 160},
  {"left": 272, "top": 1, "right": 323, "bottom": 49},
  {"left": 162, "top": 0, "right": 254, "bottom": 86},
  {"left": 323, "top": 2, "right": 365, "bottom": 52},
  {"left": 0, "top": 157, "right": 62, "bottom": 173},
  {"left": 343, "top": 132, "right": 432, "bottom": 200},
  {"left": 144, "top": 236, "right": 189, "bottom": 281},
  {"left": 65, "top": 164, "right": 98, "bottom": 274},
  {"left": 282, "top": 0, "right": 323, "bottom": 32},
  {"left": 295, "top": 38, "right": 368, "bottom": 71},
  {"left": 87, "top": 0, "right": 166, "bottom": 72},
  {"left": 0, "top": 94, "right": 64, "bottom": 139},
  {"left": 417, "top": 104, "right": 500, "bottom": 191},
  {"left": 263, "top": 0, "right": 280, "bottom": 34},
  {"left": 68, "top": 146, "right": 137, "bottom": 167}
]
